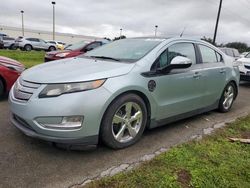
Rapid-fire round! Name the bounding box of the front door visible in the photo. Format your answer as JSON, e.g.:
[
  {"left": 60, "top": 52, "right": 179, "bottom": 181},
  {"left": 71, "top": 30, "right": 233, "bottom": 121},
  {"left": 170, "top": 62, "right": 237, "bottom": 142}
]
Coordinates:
[{"left": 151, "top": 42, "right": 206, "bottom": 120}]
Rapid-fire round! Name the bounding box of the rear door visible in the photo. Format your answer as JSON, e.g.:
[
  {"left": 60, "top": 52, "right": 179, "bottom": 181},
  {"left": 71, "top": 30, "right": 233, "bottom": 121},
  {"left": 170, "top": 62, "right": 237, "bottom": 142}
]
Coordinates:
[
  {"left": 27, "top": 38, "right": 40, "bottom": 49},
  {"left": 151, "top": 42, "right": 206, "bottom": 120},
  {"left": 198, "top": 44, "right": 226, "bottom": 107}
]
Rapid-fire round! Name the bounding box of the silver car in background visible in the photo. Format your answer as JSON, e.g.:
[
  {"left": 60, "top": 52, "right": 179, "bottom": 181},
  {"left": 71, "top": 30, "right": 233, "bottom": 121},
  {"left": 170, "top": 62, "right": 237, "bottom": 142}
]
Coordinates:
[
  {"left": 220, "top": 47, "right": 240, "bottom": 60},
  {"left": 15, "top": 37, "right": 57, "bottom": 51},
  {"left": 0, "top": 36, "right": 16, "bottom": 49}
]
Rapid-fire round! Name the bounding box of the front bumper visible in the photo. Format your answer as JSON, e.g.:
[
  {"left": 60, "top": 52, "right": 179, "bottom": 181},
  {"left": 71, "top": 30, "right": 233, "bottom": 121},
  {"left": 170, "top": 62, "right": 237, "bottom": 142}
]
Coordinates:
[
  {"left": 9, "top": 83, "right": 112, "bottom": 145},
  {"left": 10, "top": 113, "right": 98, "bottom": 144}
]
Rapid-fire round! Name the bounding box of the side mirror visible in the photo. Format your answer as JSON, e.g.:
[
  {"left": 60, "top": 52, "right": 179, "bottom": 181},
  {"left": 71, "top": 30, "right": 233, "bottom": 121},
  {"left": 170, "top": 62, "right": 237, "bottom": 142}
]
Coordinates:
[{"left": 157, "top": 56, "right": 192, "bottom": 73}]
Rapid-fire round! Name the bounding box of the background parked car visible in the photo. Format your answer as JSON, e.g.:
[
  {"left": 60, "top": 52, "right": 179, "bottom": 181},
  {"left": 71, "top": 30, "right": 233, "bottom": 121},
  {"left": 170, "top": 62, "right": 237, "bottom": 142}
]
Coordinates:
[
  {"left": 0, "top": 56, "right": 25, "bottom": 97},
  {"left": 0, "top": 32, "right": 8, "bottom": 37},
  {"left": 240, "top": 51, "right": 249, "bottom": 58},
  {"left": 220, "top": 47, "right": 240, "bottom": 60},
  {"left": 0, "top": 36, "right": 16, "bottom": 49},
  {"left": 47, "top": 40, "right": 65, "bottom": 50},
  {"left": 0, "top": 40, "right": 3, "bottom": 49},
  {"left": 15, "top": 37, "right": 57, "bottom": 51},
  {"left": 44, "top": 40, "right": 109, "bottom": 62},
  {"left": 236, "top": 52, "right": 250, "bottom": 81}
]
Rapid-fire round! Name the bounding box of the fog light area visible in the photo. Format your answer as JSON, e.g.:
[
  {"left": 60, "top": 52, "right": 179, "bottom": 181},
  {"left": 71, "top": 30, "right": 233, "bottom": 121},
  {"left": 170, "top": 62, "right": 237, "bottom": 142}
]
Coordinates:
[{"left": 35, "top": 116, "right": 83, "bottom": 130}]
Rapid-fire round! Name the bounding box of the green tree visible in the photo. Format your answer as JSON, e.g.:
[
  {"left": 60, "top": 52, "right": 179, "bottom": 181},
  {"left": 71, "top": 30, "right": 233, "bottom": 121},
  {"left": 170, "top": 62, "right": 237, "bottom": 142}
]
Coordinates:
[
  {"left": 113, "top": 35, "right": 126, "bottom": 41},
  {"left": 201, "top": 36, "right": 216, "bottom": 45},
  {"left": 225, "top": 42, "right": 248, "bottom": 53}
]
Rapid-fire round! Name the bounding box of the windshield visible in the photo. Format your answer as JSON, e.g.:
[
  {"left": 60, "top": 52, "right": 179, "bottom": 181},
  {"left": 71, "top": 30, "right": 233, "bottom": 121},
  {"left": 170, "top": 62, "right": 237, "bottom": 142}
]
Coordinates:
[
  {"left": 65, "top": 41, "right": 89, "bottom": 50},
  {"left": 84, "top": 38, "right": 163, "bottom": 62},
  {"left": 245, "top": 52, "right": 250, "bottom": 58}
]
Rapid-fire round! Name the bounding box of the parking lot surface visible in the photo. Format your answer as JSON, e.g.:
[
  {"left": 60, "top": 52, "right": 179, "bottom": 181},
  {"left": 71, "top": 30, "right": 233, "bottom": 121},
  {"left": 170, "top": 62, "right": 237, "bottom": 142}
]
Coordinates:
[{"left": 1, "top": 83, "right": 250, "bottom": 188}]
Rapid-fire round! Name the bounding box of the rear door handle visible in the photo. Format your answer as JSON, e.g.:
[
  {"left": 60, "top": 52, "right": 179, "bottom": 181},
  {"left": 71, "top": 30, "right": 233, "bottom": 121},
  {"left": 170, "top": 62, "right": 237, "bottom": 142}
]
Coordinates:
[
  {"left": 193, "top": 72, "right": 201, "bottom": 78},
  {"left": 220, "top": 68, "right": 226, "bottom": 73}
]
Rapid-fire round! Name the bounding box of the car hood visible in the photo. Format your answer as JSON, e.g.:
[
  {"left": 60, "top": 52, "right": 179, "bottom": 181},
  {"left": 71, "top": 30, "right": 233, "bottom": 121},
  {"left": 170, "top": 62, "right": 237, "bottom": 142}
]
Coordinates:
[
  {"left": 21, "top": 57, "right": 135, "bottom": 83},
  {"left": 0, "top": 56, "right": 24, "bottom": 67},
  {"left": 237, "top": 57, "right": 250, "bottom": 63}
]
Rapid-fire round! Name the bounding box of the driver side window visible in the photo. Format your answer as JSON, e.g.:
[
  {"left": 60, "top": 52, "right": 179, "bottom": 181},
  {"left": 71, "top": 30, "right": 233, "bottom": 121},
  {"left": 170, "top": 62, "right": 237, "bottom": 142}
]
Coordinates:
[{"left": 157, "top": 43, "right": 196, "bottom": 68}]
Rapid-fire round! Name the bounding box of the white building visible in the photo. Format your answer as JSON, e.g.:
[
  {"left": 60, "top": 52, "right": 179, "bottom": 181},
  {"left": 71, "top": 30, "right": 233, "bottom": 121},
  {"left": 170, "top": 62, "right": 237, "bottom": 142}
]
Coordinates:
[{"left": 0, "top": 25, "right": 101, "bottom": 44}]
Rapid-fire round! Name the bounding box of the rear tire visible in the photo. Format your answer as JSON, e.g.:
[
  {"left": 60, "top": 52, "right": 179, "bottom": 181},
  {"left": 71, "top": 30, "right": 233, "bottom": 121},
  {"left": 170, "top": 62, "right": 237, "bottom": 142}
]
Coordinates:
[
  {"left": 218, "top": 82, "right": 236, "bottom": 113},
  {"left": 24, "top": 44, "right": 32, "bottom": 51},
  {"left": 49, "top": 46, "right": 56, "bottom": 51},
  {"left": 9, "top": 44, "right": 16, "bottom": 50},
  {"left": 0, "top": 79, "right": 4, "bottom": 98},
  {"left": 100, "top": 94, "right": 147, "bottom": 149}
]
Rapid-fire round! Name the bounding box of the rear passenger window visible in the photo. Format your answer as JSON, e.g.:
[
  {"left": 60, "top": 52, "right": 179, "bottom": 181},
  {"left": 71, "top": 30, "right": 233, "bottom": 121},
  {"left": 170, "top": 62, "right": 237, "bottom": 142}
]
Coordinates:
[{"left": 199, "top": 45, "right": 218, "bottom": 63}]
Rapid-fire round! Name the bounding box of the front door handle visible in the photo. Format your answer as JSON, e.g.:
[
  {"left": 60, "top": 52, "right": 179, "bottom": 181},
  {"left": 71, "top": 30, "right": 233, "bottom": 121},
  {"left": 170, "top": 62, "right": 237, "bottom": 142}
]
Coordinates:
[
  {"left": 220, "top": 68, "right": 226, "bottom": 74},
  {"left": 193, "top": 72, "right": 201, "bottom": 79}
]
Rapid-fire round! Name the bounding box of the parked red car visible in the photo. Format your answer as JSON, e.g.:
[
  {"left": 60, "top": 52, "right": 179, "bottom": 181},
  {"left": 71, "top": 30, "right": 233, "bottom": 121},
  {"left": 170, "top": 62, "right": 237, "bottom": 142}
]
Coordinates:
[
  {"left": 44, "top": 40, "right": 109, "bottom": 62},
  {"left": 0, "top": 56, "right": 25, "bottom": 97}
]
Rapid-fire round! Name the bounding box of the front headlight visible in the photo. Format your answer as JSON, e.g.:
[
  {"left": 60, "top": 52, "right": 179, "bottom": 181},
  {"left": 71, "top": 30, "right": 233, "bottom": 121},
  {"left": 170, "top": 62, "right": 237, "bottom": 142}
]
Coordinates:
[
  {"left": 0, "top": 62, "right": 25, "bottom": 72},
  {"left": 39, "top": 79, "right": 106, "bottom": 98},
  {"left": 55, "top": 52, "right": 70, "bottom": 57}
]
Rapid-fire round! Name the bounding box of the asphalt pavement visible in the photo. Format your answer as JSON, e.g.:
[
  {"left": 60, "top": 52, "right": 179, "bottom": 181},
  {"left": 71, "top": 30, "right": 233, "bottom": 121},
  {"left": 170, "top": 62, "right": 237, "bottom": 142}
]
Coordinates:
[{"left": 1, "top": 82, "right": 250, "bottom": 188}]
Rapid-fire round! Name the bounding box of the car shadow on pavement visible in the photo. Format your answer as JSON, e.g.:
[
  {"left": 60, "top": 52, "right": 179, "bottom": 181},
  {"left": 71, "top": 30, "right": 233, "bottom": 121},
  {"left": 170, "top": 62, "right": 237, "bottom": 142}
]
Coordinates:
[
  {"left": 239, "top": 81, "right": 250, "bottom": 88},
  {"left": 0, "top": 94, "right": 8, "bottom": 102}
]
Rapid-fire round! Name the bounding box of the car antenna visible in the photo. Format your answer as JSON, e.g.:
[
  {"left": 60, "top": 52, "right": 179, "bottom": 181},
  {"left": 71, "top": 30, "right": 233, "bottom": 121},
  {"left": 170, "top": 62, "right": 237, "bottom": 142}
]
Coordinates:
[{"left": 180, "top": 26, "right": 187, "bottom": 37}]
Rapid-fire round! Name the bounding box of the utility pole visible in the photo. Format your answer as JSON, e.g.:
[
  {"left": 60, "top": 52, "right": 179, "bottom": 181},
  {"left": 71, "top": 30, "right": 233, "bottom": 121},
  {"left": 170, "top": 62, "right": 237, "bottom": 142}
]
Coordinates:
[
  {"left": 213, "top": 0, "right": 223, "bottom": 45},
  {"left": 155, "top": 25, "right": 158, "bottom": 37},
  {"left": 120, "top": 28, "right": 122, "bottom": 38},
  {"left": 20, "top": 10, "right": 24, "bottom": 36},
  {"left": 52, "top": 1, "right": 56, "bottom": 40}
]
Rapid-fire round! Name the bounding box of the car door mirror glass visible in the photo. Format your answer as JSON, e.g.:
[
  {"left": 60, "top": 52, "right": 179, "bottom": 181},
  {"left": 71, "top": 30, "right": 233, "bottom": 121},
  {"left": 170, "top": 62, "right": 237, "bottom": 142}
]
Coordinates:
[
  {"left": 170, "top": 56, "right": 192, "bottom": 65},
  {"left": 158, "top": 56, "right": 192, "bottom": 73}
]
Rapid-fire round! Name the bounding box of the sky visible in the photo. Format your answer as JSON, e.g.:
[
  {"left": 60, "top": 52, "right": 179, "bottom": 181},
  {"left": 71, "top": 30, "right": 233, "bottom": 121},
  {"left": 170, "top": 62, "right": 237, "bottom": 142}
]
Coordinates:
[{"left": 0, "top": 0, "right": 250, "bottom": 44}]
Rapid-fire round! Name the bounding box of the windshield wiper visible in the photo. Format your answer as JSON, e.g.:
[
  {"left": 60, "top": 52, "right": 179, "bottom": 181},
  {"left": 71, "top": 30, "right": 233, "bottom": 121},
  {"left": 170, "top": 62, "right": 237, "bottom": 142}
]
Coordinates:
[{"left": 90, "top": 56, "right": 120, "bottom": 61}]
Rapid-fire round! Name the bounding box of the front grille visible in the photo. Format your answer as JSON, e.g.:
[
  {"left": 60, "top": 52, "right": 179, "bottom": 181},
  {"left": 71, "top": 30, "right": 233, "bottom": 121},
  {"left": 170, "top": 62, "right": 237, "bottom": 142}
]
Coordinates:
[
  {"left": 244, "top": 65, "right": 250, "bottom": 69},
  {"left": 13, "top": 78, "right": 41, "bottom": 101}
]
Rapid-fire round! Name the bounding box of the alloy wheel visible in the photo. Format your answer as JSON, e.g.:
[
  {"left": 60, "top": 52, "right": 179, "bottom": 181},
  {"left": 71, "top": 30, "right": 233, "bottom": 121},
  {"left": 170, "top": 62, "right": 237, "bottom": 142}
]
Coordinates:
[
  {"left": 111, "top": 102, "right": 143, "bottom": 143},
  {"left": 223, "top": 85, "right": 234, "bottom": 110}
]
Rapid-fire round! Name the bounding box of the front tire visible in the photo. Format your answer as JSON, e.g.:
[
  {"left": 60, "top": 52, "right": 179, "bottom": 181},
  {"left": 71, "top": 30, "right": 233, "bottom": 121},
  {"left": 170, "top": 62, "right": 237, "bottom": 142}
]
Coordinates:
[
  {"left": 218, "top": 82, "right": 236, "bottom": 113},
  {"left": 100, "top": 94, "right": 147, "bottom": 149}
]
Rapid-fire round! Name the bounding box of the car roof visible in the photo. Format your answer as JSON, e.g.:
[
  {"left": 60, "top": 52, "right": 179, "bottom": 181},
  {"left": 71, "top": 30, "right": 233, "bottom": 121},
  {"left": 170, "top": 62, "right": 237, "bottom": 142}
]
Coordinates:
[{"left": 129, "top": 36, "right": 212, "bottom": 43}]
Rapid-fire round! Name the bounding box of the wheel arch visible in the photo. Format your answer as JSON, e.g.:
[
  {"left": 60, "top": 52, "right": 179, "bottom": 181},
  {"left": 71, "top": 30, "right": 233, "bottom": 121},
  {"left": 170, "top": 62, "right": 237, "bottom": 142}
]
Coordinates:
[
  {"left": 99, "top": 89, "right": 153, "bottom": 138},
  {"left": 228, "top": 80, "right": 238, "bottom": 99}
]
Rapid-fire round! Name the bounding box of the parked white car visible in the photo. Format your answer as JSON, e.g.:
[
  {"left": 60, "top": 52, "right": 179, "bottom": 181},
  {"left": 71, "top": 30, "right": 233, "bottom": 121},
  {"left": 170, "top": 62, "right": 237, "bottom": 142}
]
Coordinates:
[
  {"left": 240, "top": 52, "right": 249, "bottom": 58},
  {"left": 236, "top": 52, "right": 250, "bottom": 81},
  {"left": 46, "top": 40, "right": 65, "bottom": 50},
  {"left": 220, "top": 47, "right": 240, "bottom": 60},
  {"left": 15, "top": 37, "right": 57, "bottom": 51}
]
